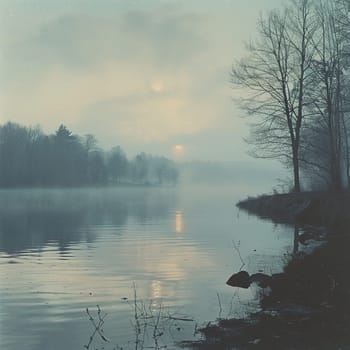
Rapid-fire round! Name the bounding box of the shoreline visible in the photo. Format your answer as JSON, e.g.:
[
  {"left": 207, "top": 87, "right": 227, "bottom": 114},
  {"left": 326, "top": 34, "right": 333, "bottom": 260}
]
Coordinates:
[
  {"left": 183, "top": 191, "right": 350, "bottom": 349},
  {"left": 237, "top": 191, "right": 350, "bottom": 228}
]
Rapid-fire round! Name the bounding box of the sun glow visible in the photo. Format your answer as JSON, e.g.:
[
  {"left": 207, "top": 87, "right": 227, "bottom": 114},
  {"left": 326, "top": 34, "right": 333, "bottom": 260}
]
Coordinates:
[
  {"left": 151, "top": 79, "right": 164, "bottom": 93},
  {"left": 173, "top": 144, "right": 185, "bottom": 158}
]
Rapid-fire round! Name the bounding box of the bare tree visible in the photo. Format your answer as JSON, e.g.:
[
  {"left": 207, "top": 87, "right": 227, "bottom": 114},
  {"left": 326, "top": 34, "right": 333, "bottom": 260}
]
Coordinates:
[
  {"left": 336, "top": 0, "right": 350, "bottom": 186},
  {"left": 301, "top": 0, "right": 350, "bottom": 190},
  {"left": 231, "top": 0, "right": 316, "bottom": 192}
]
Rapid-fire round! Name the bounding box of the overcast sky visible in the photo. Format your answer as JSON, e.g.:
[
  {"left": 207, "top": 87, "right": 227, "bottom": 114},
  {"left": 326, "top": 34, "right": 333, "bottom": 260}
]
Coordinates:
[{"left": 0, "top": 0, "right": 283, "bottom": 161}]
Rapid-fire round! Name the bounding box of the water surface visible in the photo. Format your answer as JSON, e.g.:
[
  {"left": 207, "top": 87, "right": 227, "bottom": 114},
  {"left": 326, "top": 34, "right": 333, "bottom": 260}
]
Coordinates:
[{"left": 0, "top": 186, "right": 297, "bottom": 349}]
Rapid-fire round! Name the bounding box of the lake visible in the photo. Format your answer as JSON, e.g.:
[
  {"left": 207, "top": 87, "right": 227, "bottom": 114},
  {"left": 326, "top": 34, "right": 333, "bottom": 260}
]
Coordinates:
[{"left": 0, "top": 185, "right": 298, "bottom": 349}]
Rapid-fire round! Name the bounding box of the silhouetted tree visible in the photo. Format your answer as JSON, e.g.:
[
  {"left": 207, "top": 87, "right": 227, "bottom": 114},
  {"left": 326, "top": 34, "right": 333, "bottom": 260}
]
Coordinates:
[
  {"left": 231, "top": 0, "right": 317, "bottom": 192},
  {"left": 52, "top": 125, "right": 87, "bottom": 185},
  {"left": 131, "top": 152, "right": 149, "bottom": 184},
  {"left": 0, "top": 122, "right": 179, "bottom": 188},
  {"left": 0, "top": 122, "right": 29, "bottom": 186},
  {"left": 107, "top": 146, "right": 128, "bottom": 184},
  {"left": 300, "top": 0, "right": 350, "bottom": 190},
  {"left": 151, "top": 156, "right": 179, "bottom": 185},
  {"left": 88, "top": 150, "right": 107, "bottom": 185}
]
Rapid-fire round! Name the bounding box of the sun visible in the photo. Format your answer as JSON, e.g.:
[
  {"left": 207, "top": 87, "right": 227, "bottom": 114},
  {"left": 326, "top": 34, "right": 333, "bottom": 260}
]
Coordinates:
[
  {"left": 173, "top": 144, "right": 185, "bottom": 158},
  {"left": 151, "top": 80, "right": 164, "bottom": 93}
]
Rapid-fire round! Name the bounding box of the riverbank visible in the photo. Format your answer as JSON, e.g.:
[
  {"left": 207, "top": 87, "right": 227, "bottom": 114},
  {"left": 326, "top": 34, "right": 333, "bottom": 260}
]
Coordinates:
[
  {"left": 183, "top": 191, "right": 350, "bottom": 349},
  {"left": 237, "top": 191, "right": 350, "bottom": 228}
]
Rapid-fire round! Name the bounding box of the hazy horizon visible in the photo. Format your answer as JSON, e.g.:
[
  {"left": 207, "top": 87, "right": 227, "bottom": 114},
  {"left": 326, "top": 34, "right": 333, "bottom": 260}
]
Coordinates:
[{"left": 0, "top": 0, "right": 283, "bottom": 164}]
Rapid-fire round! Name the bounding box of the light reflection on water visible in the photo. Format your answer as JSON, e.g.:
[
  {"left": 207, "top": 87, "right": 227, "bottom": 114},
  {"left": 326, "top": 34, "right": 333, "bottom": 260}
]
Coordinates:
[
  {"left": 175, "top": 211, "right": 183, "bottom": 234},
  {"left": 0, "top": 186, "right": 296, "bottom": 349}
]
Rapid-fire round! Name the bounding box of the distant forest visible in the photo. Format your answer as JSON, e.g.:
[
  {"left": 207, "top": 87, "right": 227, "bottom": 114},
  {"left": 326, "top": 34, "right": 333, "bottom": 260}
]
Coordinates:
[{"left": 0, "top": 122, "right": 179, "bottom": 187}]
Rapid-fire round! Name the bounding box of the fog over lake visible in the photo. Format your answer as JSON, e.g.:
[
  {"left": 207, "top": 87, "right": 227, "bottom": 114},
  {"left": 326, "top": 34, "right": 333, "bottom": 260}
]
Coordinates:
[{"left": 0, "top": 181, "right": 298, "bottom": 349}]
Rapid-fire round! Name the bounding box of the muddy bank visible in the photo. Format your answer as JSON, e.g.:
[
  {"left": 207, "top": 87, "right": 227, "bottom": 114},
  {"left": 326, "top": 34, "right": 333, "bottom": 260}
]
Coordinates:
[
  {"left": 182, "top": 192, "right": 350, "bottom": 349},
  {"left": 237, "top": 191, "right": 350, "bottom": 228},
  {"left": 183, "top": 231, "right": 350, "bottom": 349}
]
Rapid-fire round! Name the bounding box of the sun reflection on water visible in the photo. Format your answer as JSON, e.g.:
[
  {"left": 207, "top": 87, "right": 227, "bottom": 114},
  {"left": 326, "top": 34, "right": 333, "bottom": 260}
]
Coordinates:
[
  {"left": 151, "top": 280, "right": 162, "bottom": 299},
  {"left": 175, "top": 210, "right": 183, "bottom": 234}
]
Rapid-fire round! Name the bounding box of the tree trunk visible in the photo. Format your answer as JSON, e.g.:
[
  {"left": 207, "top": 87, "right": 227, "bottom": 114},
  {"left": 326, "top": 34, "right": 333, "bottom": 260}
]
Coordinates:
[{"left": 292, "top": 148, "right": 301, "bottom": 192}]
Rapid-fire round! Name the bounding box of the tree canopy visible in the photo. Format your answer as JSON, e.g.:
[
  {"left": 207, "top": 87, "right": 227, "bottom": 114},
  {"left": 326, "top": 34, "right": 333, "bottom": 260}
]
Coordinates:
[{"left": 0, "top": 122, "right": 179, "bottom": 188}]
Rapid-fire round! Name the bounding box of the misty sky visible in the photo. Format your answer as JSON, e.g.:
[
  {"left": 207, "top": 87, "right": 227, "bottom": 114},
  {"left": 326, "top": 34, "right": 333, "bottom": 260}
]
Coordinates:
[{"left": 0, "top": 0, "right": 283, "bottom": 161}]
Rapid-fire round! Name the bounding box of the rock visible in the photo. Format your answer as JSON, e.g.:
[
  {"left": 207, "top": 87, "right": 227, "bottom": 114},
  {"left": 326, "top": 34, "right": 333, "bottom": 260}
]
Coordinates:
[
  {"left": 226, "top": 271, "right": 250, "bottom": 288},
  {"left": 227, "top": 271, "right": 281, "bottom": 289}
]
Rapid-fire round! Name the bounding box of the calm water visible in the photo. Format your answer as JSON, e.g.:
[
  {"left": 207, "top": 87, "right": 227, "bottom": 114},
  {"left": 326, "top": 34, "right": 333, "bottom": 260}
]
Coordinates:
[{"left": 0, "top": 185, "right": 297, "bottom": 349}]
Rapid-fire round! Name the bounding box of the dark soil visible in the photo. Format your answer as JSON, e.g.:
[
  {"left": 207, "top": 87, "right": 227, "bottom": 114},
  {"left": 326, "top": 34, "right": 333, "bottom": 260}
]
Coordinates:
[{"left": 237, "top": 191, "right": 350, "bottom": 228}]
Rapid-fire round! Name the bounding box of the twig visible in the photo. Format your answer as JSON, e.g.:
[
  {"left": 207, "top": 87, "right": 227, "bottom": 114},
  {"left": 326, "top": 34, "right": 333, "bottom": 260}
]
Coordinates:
[
  {"left": 84, "top": 305, "right": 109, "bottom": 349},
  {"left": 232, "top": 239, "right": 246, "bottom": 271},
  {"left": 166, "top": 316, "right": 194, "bottom": 322},
  {"left": 216, "top": 292, "right": 223, "bottom": 319}
]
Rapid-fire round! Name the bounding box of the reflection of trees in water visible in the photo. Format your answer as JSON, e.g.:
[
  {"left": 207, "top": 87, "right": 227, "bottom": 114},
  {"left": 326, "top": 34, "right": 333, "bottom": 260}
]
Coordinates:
[
  {"left": 0, "top": 210, "right": 86, "bottom": 254},
  {"left": 127, "top": 190, "right": 177, "bottom": 223},
  {"left": 0, "top": 189, "right": 176, "bottom": 254}
]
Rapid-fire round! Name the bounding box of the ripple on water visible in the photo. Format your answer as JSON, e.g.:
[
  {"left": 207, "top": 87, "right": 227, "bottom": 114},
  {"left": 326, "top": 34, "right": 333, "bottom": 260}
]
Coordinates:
[{"left": 0, "top": 187, "right": 295, "bottom": 350}]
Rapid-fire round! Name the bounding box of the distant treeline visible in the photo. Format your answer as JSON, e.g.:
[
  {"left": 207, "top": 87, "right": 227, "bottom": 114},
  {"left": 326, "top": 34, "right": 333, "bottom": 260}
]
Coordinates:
[{"left": 0, "top": 122, "right": 179, "bottom": 187}]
